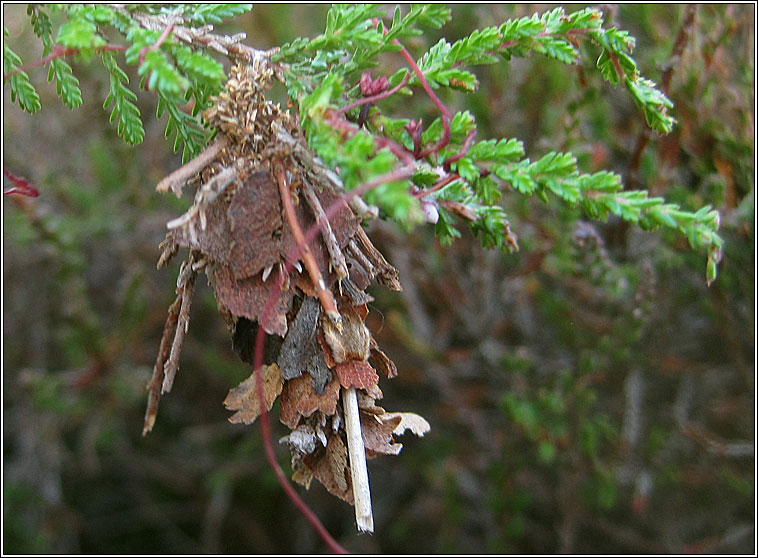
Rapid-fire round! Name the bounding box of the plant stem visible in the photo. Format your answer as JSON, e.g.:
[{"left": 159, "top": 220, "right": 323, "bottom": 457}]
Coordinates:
[
  {"left": 272, "top": 158, "right": 342, "bottom": 328},
  {"left": 342, "top": 386, "right": 374, "bottom": 533},
  {"left": 156, "top": 136, "right": 228, "bottom": 196}
]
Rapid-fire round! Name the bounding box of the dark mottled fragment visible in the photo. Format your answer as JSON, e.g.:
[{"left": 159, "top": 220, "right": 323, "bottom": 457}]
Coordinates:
[{"left": 277, "top": 296, "right": 321, "bottom": 380}]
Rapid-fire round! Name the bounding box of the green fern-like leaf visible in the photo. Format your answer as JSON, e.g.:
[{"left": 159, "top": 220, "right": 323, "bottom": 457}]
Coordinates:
[
  {"left": 183, "top": 4, "right": 253, "bottom": 25},
  {"left": 49, "top": 58, "right": 83, "bottom": 108},
  {"left": 29, "top": 7, "right": 83, "bottom": 108},
  {"left": 102, "top": 53, "right": 145, "bottom": 145},
  {"left": 4, "top": 30, "right": 41, "bottom": 114},
  {"left": 157, "top": 91, "right": 207, "bottom": 163},
  {"left": 173, "top": 46, "right": 225, "bottom": 90}
]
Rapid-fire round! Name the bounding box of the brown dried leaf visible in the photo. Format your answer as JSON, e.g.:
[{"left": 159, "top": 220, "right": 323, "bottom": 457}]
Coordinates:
[
  {"left": 361, "top": 412, "right": 403, "bottom": 458},
  {"left": 228, "top": 170, "right": 283, "bottom": 280},
  {"left": 223, "top": 364, "right": 284, "bottom": 424},
  {"left": 303, "top": 434, "right": 353, "bottom": 504},
  {"left": 172, "top": 189, "right": 232, "bottom": 264},
  {"left": 212, "top": 263, "right": 293, "bottom": 336},
  {"left": 279, "top": 374, "right": 340, "bottom": 429},
  {"left": 369, "top": 339, "right": 398, "bottom": 379},
  {"left": 357, "top": 384, "right": 385, "bottom": 415},
  {"left": 334, "top": 360, "right": 380, "bottom": 389},
  {"left": 291, "top": 464, "right": 314, "bottom": 489}
]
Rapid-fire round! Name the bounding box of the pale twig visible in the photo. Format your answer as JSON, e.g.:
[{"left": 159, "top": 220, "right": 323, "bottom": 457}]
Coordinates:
[
  {"left": 156, "top": 136, "right": 228, "bottom": 196},
  {"left": 342, "top": 387, "right": 374, "bottom": 533}
]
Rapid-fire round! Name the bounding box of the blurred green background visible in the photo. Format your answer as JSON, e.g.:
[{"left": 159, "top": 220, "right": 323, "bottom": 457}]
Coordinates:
[{"left": 3, "top": 4, "right": 754, "bottom": 554}]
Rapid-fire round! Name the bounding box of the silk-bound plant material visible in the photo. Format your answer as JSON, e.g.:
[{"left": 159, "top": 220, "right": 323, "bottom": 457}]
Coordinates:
[
  {"left": 145, "top": 60, "right": 431, "bottom": 535},
  {"left": 223, "top": 364, "right": 284, "bottom": 424},
  {"left": 334, "top": 360, "right": 380, "bottom": 390},
  {"left": 279, "top": 374, "right": 341, "bottom": 429},
  {"left": 321, "top": 308, "right": 371, "bottom": 364}
]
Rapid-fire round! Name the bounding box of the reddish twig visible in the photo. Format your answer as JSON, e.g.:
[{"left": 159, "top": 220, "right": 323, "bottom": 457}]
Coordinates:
[
  {"left": 253, "top": 152, "right": 415, "bottom": 551},
  {"left": 252, "top": 269, "right": 349, "bottom": 554},
  {"left": 138, "top": 23, "right": 175, "bottom": 67},
  {"left": 394, "top": 40, "right": 452, "bottom": 159},
  {"left": 139, "top": 23, "right": 175, "bottom": 91},
  {"left": 4, "top": 167, "right": 39, "bottom": 197},
  {"left": 443, "top": 129, "right": 477, "bottom": 169},
  {"left": 272, "top": 158, "right": 342, "bottom": 327},
  {"left": 413, "top": 173, "right": 460, "bottom": 199},
  {"left": 3, "top": 44, "right": 125, "bottom": 80}
]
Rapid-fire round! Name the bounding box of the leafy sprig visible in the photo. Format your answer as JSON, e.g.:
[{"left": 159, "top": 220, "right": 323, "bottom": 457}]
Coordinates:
[
  {"left": 102, "top": 52, "right": 144, "bottom": 145},
  {"left": 4, "top": 3, "right": 249, "bottom": 154},
  {"left": 4, "top": 27, "right": 42, "bottom": 113},
  {"left": 276, "top": 5, "right": 719, "bottom": 282}
]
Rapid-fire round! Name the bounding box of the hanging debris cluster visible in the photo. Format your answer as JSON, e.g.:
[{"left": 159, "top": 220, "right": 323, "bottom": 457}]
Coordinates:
[{"left": 145, "top": 63, "right": 429, "bottom": 530}]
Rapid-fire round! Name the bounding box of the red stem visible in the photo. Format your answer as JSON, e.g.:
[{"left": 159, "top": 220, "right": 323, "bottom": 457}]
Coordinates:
[
  {"left": 253, "top": 286, "right": 349, "bottom": 554},
  {"left": 3, "top": 44, "right": 125, "bottom": 80},
  {"left": 138, "top": 23, "right": 175, "bottom": 67},
  {"left": 413, "top": 173, "right": 459, "bottom": 199}
]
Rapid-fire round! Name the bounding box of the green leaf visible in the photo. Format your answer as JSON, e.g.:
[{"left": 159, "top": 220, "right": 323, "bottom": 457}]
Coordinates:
[
  {"left": 157, "top": 90, "right": 207, "bottom": 163},
  {"left": 56, "top": 16, "right": 105, "bottom": 54},
  {"left": 184, "top": 4, "right": 253, "bottom": 25},
  {"left": 49, "top": 58, "right": 83, "bottom": 108},
  {"left": 4, "top": 31, "right": 42, "bottom": 114},
  {"left": 102, "top": 53, "right": 144, "bottom": 145}
]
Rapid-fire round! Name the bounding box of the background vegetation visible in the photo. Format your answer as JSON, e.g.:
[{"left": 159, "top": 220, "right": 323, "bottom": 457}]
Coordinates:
[{"left": 3, "top": 4, "right": 754, "bottom": 553}]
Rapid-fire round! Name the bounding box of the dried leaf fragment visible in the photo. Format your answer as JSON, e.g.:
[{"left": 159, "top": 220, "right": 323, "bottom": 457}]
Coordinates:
[
  {"left": 279, "top": 374, "right": 340, "bottom": 429},
  {"left": 334, "top": 360, "right": 380, "bottom": 389},
  {"left": 383, "top": 412, "right": 431, "bottom": 437},
  {"left": 228, "top": 170, "right": 284, "bottom": 280},
  {"left": 213, "top": 263, "right": 293, "bottom": 336},
  {"left": 303, "top": 434, "right": 353, "bottom": 504},
  {"left": 224, "top": 364, "right": 284, "bottom": 424},
  {"left": 361, "top": 412, "right": 403, "bottom": 458},
  {"left": 277, "top": 296, "right": 321, "bottom": 380}
]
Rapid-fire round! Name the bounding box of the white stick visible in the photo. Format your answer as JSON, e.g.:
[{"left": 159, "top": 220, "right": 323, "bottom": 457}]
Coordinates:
[{"left": 341, "top": 387, "right": 374, "bottom": 533}]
